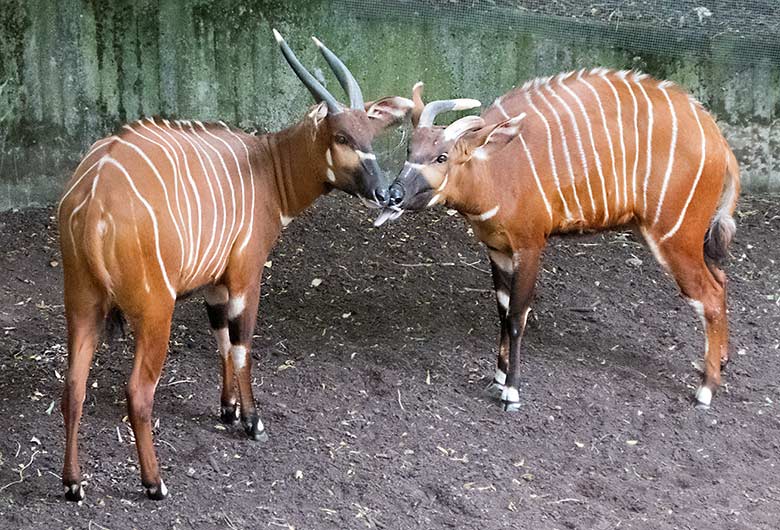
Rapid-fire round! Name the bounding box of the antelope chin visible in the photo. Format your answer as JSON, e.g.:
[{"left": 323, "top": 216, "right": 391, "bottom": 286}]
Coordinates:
[{"left": 373, "top": 208, "right": 404, "bottom": 227}]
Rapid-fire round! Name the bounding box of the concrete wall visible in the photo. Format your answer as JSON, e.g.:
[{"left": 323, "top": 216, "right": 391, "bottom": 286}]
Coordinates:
[{"left": 0, "top": 0, "right": 778, "bottom": 209}]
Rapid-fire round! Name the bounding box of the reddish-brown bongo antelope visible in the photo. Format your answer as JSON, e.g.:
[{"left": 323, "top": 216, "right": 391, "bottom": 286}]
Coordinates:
[
  {"left": 57, "top": 30, "right": 413, "bottom": 501},
  {"left": 380, "top": 69, "right": 739, "bottom": 412}
]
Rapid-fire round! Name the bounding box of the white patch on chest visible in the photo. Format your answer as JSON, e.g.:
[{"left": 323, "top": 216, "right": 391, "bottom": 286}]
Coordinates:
[{"left": 466, "top": 205, "right": 500, "bottom": 222}]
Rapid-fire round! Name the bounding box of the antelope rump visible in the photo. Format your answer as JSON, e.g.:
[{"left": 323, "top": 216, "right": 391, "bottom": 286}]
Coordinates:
[
  {"left": 380, "top": 69, "right": 739, "bottom": 413},
  {"left": 57, "top": 30, "right": 413, "bottom": 501}
]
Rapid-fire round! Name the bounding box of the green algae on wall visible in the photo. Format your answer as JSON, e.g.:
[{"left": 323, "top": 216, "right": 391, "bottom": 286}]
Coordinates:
[{"left": 0, "top": 0, "right": 778, "bottom": 209}]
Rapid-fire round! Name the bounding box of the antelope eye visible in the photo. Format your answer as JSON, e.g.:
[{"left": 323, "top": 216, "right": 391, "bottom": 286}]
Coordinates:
[
  {"left": 436, "top": 153, "right": 448, "bottom": 163},
  {"left": 335, "top": 134, "right": 349, "bottom": 145}
]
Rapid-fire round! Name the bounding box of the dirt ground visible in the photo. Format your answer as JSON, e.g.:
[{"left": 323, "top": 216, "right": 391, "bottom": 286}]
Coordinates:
[{"left": 0, "top": 193, "right": 778, "bottom": 529}]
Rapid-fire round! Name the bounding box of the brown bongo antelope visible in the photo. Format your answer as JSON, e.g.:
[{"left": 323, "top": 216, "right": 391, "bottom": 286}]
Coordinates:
[
  {"left": 57, "top": 30, "right": 413, "bottom": 501},
  {"left": 379, "top": 70, "right": 739, "bottom": 412}
]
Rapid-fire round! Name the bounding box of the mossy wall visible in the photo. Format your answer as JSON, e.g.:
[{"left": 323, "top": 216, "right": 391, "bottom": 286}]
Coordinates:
[{"left": 0, "top": 0, "right": 778, "bottom": 209}]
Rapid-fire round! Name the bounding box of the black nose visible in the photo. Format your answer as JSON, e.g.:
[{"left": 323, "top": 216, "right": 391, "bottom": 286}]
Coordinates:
[
  {"left": 373, "top": 187, "right": 390, "bottom": 207},
  {"left": 388, "top": 183, "right": 404, "bottom": 207}
]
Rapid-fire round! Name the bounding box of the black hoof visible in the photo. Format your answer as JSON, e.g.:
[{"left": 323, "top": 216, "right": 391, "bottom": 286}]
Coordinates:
[
  {"left": 220, "top": 403, "right": 240, "bottom": 425},
  {"left": 144, "top": 480, "right": 168, "bottom": 501},
  {"left": 64, "top": 482, "right": 85, "bottom": 502},
  {"left": 243, "top": 415, "right": 269, "bottom": 442}
]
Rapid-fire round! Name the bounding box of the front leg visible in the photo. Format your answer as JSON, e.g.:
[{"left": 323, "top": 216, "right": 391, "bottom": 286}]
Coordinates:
[
  {"left": 204, "top": 285, "right": 240, "bottom": 425},
  {"left": 225, "top": 280, "right": 268, "bottom": 441},
  {"left": 485, "top": 251, "right": 512, "bottom": 398},
  {"left": 501, "top": 247, "right": 542, "bottom": 412}
]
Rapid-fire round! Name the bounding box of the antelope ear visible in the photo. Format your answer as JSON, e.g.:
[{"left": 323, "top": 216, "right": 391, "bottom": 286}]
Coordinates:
[
  {"left": 461, "top": 113, "right": 526, "bottom": 161},
  {"left": 365, "top": 96, "right": 415, "bottom": 132}
]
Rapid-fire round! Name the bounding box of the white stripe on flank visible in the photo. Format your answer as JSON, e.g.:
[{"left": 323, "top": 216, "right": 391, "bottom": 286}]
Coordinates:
[
  {"left": 183, "top": 122, "right": 230, "bottom": 280},
  {"left": 200, "top": 122, "right": 247, "bottom": 264},
  {"left": 578, "top": 75, "right": 619, "bottom": 220},
  {"left": 619, "top": 77, "right": 641, "bottom": 209},
  {"left": 148, "top": 121, "right": 204, "bottom": 285},
  {"left": 466, "top": 205, "right": 500, "bottom": 222},
  {"left": 143, "top": 120, "right": 191, "bottom": 273},
  {"left": 114, "top": 136, "right": 186, "bottom": 278},
  {"left": 652, "top": 84, "right": 679, "bottom": 226},
  {"left": 190, "top": 122, "right": 238, "bottom": 279},
  {"left": 221, "top": 122, "right": 256, "bottom": 253},
  {"left": 103, "top": 157, "right": 176, "bottom": 299},
  {"left": 518, "top": 133, "right": 553, "bottom": 221},
  {"left": 536, "top": 87, "right": 584, "bottom": 220},
  {"left": 171, "top": 122, "right": 222, "bottom": 282},
  {"left": 600, "top": 74, "right": 628, "bottom": 210},
  {"left": 494, "top": 97, "right": 511, "bottom": 119},
  {"left": 660, "top": 101, "right": 707, "bottom": 242},
  {"left": 635, "top": 79, "right": 654, "bottom": 219},
  {"left": 525, "top": 91, "right": 572, "bottom": 221},
  {"left": 560, "top": 78, "right": 609, "bottom": 222},
  {"left": 57, "top": 137, "right": 115, "bottom": 218},
  {"left": 129, "top": 122, "right": 189, "bottom": 273},
  {"left": 547, "top": 83, "right": 596, "bottom": 220}
]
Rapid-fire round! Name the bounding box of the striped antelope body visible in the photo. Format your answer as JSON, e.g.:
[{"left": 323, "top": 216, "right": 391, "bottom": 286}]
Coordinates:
[
  {"left": 381, "top": 70, "right": 739, "bottom": 412},
  {"left": 57, "top": 31, "right": 413, "bottom": 501}
]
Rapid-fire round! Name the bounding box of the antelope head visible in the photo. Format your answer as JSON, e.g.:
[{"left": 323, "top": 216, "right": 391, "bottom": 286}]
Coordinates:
[
  {"left": 274, "top": 30, "right": 414, "bottom": 207},
  {"left": 375, "top": 83, "right": 523, "bottom": 225}
]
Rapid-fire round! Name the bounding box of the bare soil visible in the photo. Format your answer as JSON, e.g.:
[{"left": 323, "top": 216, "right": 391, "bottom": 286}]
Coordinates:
[{"left": 0, "top": 193, "right": 778, "bottom": 529}]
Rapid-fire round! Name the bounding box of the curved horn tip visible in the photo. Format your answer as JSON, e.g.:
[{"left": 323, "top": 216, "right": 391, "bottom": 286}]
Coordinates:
[
  {"left": 272, "top": 28, "right": 284, "bottom": 43},
  {"left": 452, "top": 98, "right": 482, "bottom": 111},
  {"left": 311, "top": 36, "right": 324, "bottom": 48}
]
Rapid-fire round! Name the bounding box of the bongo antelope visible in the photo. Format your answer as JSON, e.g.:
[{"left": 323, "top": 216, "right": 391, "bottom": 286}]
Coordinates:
[
  {"left": 380, "top": 70, "right": 739, "bottom": 412},
  {"left": 57, "top": 30, "right": 413, "bottom": 501}
]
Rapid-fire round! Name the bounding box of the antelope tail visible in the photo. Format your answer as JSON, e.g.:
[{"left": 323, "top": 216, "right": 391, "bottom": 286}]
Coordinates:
[
  {"left": 704, "top": 142, "right": 740, "bottom": 263},
  {"left": 82, "top": 200, "right": 115, "bottom": 299}
]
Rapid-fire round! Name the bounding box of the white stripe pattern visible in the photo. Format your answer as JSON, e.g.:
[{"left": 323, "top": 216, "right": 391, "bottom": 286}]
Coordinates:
[
  {"left": 660, "top": 100, "right": 706, "bottom": 242},
  {"left": 560, "top": 76, "right": 610, "bottom": 222},
  {"left": 525, "top": 91, "right": 573, "bottom": 220},
  {"left": 103, "top": 156, "right": 175, "bottom": 299},
  {"left": 652, "top": 83, "right": 679, "bottom": 226},
  {"left": 536, "top": 87, "right": 584, "bottom": 220},
  {"left": 518, "top": 133, "right": 553, "bottom": 221},
  {"left": 578, "top": 74, "right": 620, "bottom": 218},
  {"left": 599, "top": 73, "right": 628, "bottom": 210},
  {"left": 546, "top": 83, "right": 596, "bottom": 219}
]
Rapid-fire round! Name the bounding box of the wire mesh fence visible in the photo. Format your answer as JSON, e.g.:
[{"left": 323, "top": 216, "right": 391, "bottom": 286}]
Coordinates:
[{"left": 345, "top": 0, "right": 780, "bottom": 67}]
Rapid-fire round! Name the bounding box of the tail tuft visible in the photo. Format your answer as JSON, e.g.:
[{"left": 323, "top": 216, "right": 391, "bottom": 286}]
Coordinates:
[{"left": 704, "top": 144, "right": 740, "bottom": 264}]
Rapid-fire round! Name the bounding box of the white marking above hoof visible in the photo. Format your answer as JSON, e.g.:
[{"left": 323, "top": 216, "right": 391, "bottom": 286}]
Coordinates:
[
  {"left": 231, "top": 345, "right": 248, "bottom": 371},
  {"left": 484, "top": 381, "right": 505, "bottom": 399},
  {"left": 695, "top": 386, "right": 712, "bottom": 408},
  {"left": 494, "top": 368, "right": 507, "bottom": 386},
  {"left": 501, "top": 386, "right": 520, "bottom": 404}
]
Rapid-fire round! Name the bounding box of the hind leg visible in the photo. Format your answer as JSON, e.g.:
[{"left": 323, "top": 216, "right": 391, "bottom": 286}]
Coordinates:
[
  {"left": 655, "top": 238, "right": 728, "bottom": 408},
  {"left": 125, "top": 300, "right": 174, "bottom": 500},
  {"left": 61, "top": 281, "right": 107, "bottom": 501},
  {"left": 204, "top": 285, "right": 239, "bottom": 424}
]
